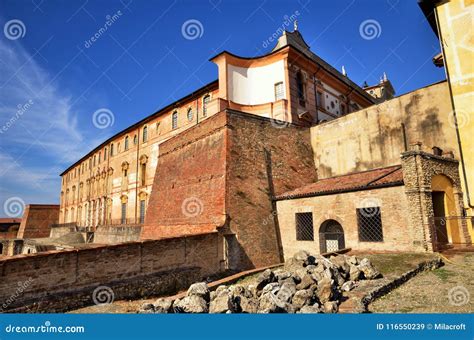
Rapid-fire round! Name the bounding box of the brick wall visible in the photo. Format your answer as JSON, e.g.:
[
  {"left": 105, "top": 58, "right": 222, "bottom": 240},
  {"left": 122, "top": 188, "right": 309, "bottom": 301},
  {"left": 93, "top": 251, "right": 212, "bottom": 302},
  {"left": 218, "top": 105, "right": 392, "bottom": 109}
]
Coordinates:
[
  {"left": 225, "top": 111, "right": 317, "bottom": 269},
  {"left": 17, "top": 205, "right": 59, "bottom": 239},
  {"left": 142, "top": 109, "right": 317, "bottom": 271},
  {"left": 142, "top": 111, "right": 228, "bottom": 239},
  {"left": 276, "top": 185, "right": 413, "bottom": 259},
  {"left": 0, "top": 232, "right": 220, "bottom": 312}
]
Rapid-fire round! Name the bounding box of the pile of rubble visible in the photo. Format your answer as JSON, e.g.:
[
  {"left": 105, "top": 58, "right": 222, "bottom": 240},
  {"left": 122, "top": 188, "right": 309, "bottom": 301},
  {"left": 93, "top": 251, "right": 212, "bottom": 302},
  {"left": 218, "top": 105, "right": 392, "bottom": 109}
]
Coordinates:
[{"left": 139, "top": 250, "right": 381, "bottom": 314}]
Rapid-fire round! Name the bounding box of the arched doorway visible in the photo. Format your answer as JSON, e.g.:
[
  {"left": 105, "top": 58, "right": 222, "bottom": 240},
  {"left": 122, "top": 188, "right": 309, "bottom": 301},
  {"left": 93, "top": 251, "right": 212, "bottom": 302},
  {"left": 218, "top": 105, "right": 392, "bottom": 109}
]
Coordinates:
[
  {"left": 431, "top": 174, "right": 460, "bottom": 245},
  {"left": 319, "top": 220, "right": 345, "bottom": 253}
]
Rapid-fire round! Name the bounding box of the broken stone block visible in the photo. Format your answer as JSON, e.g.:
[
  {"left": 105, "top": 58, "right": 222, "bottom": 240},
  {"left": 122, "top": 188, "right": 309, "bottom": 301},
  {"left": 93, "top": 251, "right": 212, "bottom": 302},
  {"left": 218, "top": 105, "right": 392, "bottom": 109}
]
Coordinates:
[
  {"left": 209, "top": 293, "right": 233, "bottom": 313},
  {"left": 174, "top": 295, "right": 208, "bottom": 313},
  {"left": 297, "top": 305, "right": 321, "bottom": 313},
  {"left": 341, "top": 280, "right": 356, "bottom": 292},
  {"left": 256, "top": 269, "right": 275, "bottom": 290},
  {"left": 276, "top": 282, "right": 296, "bottom": 303},
  {"left": 296, "top": 274, "right": 315, "bottom": 290},
  {"left": 323, "top": 301, "right": 339, "bottom": 313},
  {"left": 358, "top": 258, "right": 381, "bottom": 280},
  {"left": 187, "top": 282, "right": 210, "bottom": 302},
  {"left": 292, "top": 289, "right": 313, "bottom": 309},
  {"left": 257, "top": 292, "right": 288, "bottom": 313},
  {"left": 153, "top": 298, "right": 173, "bottom": 313}
]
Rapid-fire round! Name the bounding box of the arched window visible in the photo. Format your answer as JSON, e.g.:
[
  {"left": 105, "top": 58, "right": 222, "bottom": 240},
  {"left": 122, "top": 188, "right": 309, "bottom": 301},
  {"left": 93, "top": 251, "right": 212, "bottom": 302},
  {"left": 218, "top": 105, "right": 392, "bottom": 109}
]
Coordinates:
[
  {"left": 125, "top": 136, "right": 129, "bottom": 150},
  {"left": 110, "top": 144, "right": 114, "bottom": 156},
  {"left": 172, "top": 111, "right": 178, "bottom": 129},
  {"left": 203, "top": 95, "right": 210, "bottom": 117},
  {"left": 104, "top": 148, "right": 107, "bottom": 160},
  {"left": 319, "top": 220, "right": 345, "bottom": 253},
  {"left": 187, "top": 108, "right": 193, "bottom": 121},
  {"left": 133, "top": 135, "right": 137, "bottom": 145},
  {"left": 143, "top": 126, "right": 148, "bottom": 142}
]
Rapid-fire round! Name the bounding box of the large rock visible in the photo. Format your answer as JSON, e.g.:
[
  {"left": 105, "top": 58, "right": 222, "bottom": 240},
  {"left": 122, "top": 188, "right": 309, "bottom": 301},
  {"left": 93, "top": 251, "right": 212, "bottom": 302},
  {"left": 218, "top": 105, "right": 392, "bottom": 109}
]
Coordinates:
[
  {"left": 209, "top": 293, "right": 233, "bottom": 313},
  {"left": 317, "top": 277, "right": 334, "bottom": 303},
  {"left": 187, "top": 282, "right": 210, "bottom": 302},
  {"left": 349, "top": 264, "right": 362, "bottom": 281},
  {"left": 323, "top": 301, "right": 339, "bottom": 313},
  {"left": 274, "top": 269, "right": 291, "bottom": 282},
  {"left": 153, "top": 298, "right": 173, "bottom": 313},
  {"left": 292, "top": 289, "right": 313, "bottom": 309},
  {"left": 138, "top": 303, "right": 155, "bottom": 314},
  {"left": 236, "top": 295, "right": 258, "bottom": 313},
  {"left": 257, "top": 292, "right": 288, "bottom": 313},
  {"left": 174, "top": 295, "right": 208, "bottom": 313},
  {"left": 256, "top": 269, "right": 275, "bottom": 290},
  {"left": 296, "top": 274, "right": 315, "bottom": 290},
  {"left": 276, "top": 282, "right": 296, "bottom": 303},
  {"left": 262, "top": 282, "right": 280, "bottom": 295},
  {"left": 298, "top": 305, "right": 321, "bottom": 314},
  {"left": 358, "top": 258, "right": 381, "bottom": 279}
]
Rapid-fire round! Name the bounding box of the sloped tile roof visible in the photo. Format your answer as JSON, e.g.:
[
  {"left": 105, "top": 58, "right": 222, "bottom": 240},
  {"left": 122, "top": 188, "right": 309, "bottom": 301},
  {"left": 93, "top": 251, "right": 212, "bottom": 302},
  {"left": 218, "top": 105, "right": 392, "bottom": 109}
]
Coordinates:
[{"left": 275, "top": 165, "right": 403, "bottom": 200}]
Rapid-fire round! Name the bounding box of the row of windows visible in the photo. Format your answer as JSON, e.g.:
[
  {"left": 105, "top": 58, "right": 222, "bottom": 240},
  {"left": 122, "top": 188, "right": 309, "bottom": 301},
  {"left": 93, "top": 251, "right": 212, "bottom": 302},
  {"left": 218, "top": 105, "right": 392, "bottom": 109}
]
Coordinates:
[
  {"left": 63, "top": 95, "right": 212, "bottom": 184},
  {"left": 295, "top": 207, "right": 383, "bottom": 243}
]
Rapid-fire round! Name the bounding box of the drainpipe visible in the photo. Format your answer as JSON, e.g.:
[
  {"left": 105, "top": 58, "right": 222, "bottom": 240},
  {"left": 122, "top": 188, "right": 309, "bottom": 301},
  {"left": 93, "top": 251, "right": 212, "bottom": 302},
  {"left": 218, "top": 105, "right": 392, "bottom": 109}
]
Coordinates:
[
  {"left": 434, "top": 8, "right": 473, "bottom": 209},
  {"left": 313, "top": 65, "right": 322, "bottom": 124},
  {"left": 135, "top": 127, "right": 140, "bottom": 224}
]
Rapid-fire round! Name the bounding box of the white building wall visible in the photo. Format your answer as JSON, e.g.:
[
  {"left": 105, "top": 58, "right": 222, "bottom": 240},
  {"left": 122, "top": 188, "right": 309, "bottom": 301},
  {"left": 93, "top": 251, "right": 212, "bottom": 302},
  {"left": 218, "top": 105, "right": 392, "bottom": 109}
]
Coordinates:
[{"left": 228, "top": 60, "right": 285, "bottom": 105}]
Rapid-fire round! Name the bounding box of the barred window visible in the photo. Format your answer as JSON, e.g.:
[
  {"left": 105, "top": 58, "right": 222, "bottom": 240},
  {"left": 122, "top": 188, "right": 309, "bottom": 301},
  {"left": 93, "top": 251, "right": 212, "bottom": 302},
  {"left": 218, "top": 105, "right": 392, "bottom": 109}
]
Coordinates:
[
  {"left": 295, "top": 212, "right": 314, "bottom": 241},
  {"left": 357, "top": 207, "right": 383, "bottom": 242},
  {"left": 274, "top": 82, "right": 284, "bottom": 100}
]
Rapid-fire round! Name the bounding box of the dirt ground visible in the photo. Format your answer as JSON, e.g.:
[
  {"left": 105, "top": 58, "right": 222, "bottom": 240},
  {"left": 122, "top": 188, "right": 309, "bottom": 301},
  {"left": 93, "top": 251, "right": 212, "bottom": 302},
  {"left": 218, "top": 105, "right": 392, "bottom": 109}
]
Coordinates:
[
  {"left": 370, "top": 252, "right": 474, "bottom": 313},
  {"left": 70, "top": 252, "right": 448, "bottom": 314}
]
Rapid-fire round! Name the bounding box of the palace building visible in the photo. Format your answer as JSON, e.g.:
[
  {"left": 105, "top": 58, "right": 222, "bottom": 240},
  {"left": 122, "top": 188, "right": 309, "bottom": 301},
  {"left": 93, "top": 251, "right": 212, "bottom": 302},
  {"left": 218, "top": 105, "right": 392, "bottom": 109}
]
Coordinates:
[{"left": 15, "top": 23, "right": 473, "bottom": 269}]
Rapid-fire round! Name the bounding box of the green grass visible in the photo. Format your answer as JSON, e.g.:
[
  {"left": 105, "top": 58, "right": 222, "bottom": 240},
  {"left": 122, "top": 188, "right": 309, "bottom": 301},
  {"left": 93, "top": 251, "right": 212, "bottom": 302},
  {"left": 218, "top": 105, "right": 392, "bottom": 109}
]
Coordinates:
[{"left": 431, "top": 268, "right": 456, "bottom": 282}]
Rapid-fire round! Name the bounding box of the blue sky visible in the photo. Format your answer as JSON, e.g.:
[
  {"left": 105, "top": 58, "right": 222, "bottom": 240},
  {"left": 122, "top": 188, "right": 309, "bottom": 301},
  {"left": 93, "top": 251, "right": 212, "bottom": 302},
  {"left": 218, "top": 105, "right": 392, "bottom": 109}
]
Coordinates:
[{"left": 0, "top": 0, "right": 444, "bottom": 217}]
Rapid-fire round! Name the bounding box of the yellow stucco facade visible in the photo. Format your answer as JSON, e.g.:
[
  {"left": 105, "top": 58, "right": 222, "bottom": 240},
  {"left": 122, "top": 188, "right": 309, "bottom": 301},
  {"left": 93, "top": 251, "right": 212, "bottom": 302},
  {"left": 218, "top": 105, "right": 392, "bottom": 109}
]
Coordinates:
[{"left": 434, "top": 0, "right": 473, "bottom": 239}]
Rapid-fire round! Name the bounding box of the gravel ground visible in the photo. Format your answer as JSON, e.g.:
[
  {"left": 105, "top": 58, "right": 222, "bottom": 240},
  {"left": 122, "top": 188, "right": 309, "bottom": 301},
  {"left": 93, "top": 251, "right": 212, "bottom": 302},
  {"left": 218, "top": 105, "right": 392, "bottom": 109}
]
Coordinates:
[{"left": 370, "top": 252, "right": 474, "bottom": 313}]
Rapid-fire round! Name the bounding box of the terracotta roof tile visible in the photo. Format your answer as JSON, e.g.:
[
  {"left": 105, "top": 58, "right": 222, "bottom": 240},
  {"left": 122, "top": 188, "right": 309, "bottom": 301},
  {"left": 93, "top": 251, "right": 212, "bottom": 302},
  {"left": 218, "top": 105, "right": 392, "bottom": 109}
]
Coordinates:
[{"left": 275, "top": 165, "right": 403, "bottom": 200}]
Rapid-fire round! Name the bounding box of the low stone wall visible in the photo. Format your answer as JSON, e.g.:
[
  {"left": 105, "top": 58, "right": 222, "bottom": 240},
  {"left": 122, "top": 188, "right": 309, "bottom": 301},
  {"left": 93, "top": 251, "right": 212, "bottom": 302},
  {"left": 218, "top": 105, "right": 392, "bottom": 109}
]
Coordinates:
[{"left": 0, "top": 232, "right": 221, "bottom": 313}]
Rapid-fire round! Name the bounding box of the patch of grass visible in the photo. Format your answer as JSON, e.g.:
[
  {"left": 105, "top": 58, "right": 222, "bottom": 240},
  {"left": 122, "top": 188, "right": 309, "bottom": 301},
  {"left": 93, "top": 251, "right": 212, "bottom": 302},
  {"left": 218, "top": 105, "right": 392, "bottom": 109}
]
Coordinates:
[
  {"left": 431, "top": 268, "right": 456, "bottom": 282},
  {"left": 364, "top": 253, "right": 437, "bottom": 278}
]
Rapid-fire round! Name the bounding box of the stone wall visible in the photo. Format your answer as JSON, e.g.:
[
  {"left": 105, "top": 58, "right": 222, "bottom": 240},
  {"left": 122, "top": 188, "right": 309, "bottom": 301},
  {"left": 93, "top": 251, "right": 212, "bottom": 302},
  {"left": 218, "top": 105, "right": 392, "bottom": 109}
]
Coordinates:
[
  {"left": 276, "top": 185, "right": 412, "bottom": 259},
  {"left": 312, "top": 81, "right": 458, "bottom": 178},
  {"left": 0, "top": 232, "right": 220, "bottom": 312},
  {"left": 17, "top": 205, "right": 59, "bottom": 239}
]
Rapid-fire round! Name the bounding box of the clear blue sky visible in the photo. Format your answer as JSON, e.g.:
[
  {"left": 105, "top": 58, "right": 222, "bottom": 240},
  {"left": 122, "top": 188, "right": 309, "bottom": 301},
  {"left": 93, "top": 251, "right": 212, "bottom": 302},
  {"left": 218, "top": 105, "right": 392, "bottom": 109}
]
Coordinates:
[{"left": 0, "top": 0, "right": 444, "bottom": 217}]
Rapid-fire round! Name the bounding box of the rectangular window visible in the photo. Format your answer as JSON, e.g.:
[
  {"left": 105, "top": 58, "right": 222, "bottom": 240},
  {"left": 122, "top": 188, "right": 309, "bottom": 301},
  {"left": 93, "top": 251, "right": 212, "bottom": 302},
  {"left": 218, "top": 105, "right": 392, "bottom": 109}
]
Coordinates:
[
  {"left": 172, "top": 112, "right": 178, "bottom": 130},
  {"left": 274, "top": 82, "right": 284, "bottom": 100},
  {"left": 139, "top": 200, "right": 146, "bottom": 224},
  {"left": 121, "top": 203, "right": 127, "bottom": 224},
  {"left": 316, "top": 91, "right": 324, "bottom": 108},
  {"left": 357, "top": 207, "right": 383, "bottom": 242},
  {"left": 295, "top": 212, "right": 314, "bottom": 241}
]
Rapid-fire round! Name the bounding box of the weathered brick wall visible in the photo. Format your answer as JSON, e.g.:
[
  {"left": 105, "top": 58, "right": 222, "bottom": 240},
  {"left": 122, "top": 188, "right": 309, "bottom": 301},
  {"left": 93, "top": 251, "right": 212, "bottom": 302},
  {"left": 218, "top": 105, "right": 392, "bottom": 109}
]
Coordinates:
[
  {"left": 0, "top": 232, "right": 220, "bottom": 312},
  {"left": 276, "top": 185, "right": 413, "bottom": 259},
  {"left": 142, "top": 109, "right": 317, "bottom": 271},
  {"left": 17, "top": 205, "right": 59, "bottom": 239},
  {"left": 142, "top": 112, "right": 228, "bottom": 239},
  {"left": 225, "top": 111, "right": 317, "bottom": 269}
]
